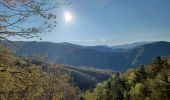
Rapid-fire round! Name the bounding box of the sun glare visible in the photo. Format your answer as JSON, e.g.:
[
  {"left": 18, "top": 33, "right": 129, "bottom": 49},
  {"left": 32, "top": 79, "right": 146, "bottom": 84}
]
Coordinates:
[{"left": 64, "top": 12, "right": 73, "bottom": 21}]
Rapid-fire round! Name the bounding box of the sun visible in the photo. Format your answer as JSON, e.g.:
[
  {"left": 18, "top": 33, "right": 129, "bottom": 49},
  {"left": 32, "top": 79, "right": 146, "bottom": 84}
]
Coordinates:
[{"left": 64, "top": 12, "right": 73, "bottom": 21}]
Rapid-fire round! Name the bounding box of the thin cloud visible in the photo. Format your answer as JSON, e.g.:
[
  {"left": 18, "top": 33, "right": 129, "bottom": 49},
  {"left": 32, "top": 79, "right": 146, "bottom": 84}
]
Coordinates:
[{"left": 71, "top": 38, "right": 114, "bottom": 43}]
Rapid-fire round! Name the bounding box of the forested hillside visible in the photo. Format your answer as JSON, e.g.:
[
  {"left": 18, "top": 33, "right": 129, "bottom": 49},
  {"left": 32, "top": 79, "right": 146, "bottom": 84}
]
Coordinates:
[
  {"left": 0, "top": 44, "right": 79, "bottom": 99},
  {"left": 1, "top": 0, "right": 170, "bottom": 99},
  {"left": 64, "top": 66, "right": 112, "bottom": 90},
  {"left": 82, "top": 56, "right": 170, "bottom": 100},
  {"left": 1, "top": 42, "right": 170, "bottom": 100},
  {"left": 5, "top": 41, "right": 170, "bottom": 71},
  {"left": 0, "top": 44, "right": 112, "bottom": 99}
]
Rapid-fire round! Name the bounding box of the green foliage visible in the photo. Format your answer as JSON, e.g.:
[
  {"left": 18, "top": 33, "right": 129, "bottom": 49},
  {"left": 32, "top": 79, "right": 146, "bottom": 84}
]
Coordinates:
[
  {"left": 0, "top": 45, "right": 79, "bottom": 100},
  {"left": 127, "top": 72, "right": 137, "bottom": 86},
  {"left": 83, "top": 90, "right": 97, "bottom": 100},
  {"left": 134, "top": 83, "right": 145, "bottom": 95},
  {"left": 82, "top": 57, "right": 170, "bottom": 100},
  {"left": 1, "top": 43, "right": 170, "bottom": 100},
  {"left": 83, "top": 82, "right": 109, "bottom": 100},
  {"left": 129, "top": 83, "right": 146, "bottom": 100}
]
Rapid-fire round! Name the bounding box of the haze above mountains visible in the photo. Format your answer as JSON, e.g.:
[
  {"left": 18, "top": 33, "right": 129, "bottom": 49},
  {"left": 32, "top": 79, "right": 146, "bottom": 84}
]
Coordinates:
[{"left": 5, "top": 41, "right": 170, "bottom": 71}]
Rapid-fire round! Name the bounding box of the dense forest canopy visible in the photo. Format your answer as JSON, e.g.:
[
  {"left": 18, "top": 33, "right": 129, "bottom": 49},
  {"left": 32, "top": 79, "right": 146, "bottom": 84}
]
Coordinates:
[
  {"left": 82, "top": 56, "right": 170, "bottom": 100},
  {"left": 0, "top": 44, "right": 79, "bottom": 99},
  {"left": 1, "top": 42, "right": 170, "bottom": 99},
  {"left": 0, "top": 0, "right": 170, "bottom": 100}
]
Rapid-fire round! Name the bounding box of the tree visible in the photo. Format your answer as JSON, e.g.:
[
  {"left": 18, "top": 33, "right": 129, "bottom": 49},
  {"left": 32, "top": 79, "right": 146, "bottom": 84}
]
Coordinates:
[
  {"left": 0, "top": 0, "right": 71, "bottom": 40},
  {"left": 83, "top": 90, "right": 97, "bottom": 100},
  {"left": 151, "top": 56, "right": 163, "bottom": 75},
  {"left": 137, "top": 65, "right": 146, "bottom": 80},
  {"left": 150, "top": 73, "right": 170, "bottom": 100}
]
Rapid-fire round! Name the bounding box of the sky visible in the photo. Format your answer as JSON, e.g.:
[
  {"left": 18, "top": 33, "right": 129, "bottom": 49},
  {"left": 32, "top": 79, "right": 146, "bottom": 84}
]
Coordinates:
[{"left": 10, "top": 0, "right": 170, "bottom": 46}]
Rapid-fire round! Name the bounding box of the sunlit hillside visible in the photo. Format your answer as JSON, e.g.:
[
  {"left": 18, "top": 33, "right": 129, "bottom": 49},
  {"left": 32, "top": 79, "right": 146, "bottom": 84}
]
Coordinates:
[{"left": 1, "top": 0, "right": 170, "bottom": 100}]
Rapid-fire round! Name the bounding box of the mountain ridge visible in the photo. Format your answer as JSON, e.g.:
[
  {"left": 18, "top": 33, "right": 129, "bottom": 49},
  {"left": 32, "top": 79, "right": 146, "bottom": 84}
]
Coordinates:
[{"left": 4, "top": 41, "right": 170, "bottom": 71}]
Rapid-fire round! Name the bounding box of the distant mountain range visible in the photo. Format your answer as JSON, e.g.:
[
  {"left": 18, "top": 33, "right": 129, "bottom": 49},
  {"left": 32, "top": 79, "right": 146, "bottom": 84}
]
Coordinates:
[
  {"left": 4, "top": 41, "right": 170, "bottom": 71},
  {"left": 111, "top": 41, "right": 148, "bottom": 49}
]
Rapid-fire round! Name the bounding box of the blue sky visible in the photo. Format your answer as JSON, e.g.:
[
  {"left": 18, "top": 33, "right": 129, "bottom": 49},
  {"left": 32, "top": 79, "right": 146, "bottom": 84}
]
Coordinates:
[{"left": 11, "top": 0, "right": 170, "bottom": 46}]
